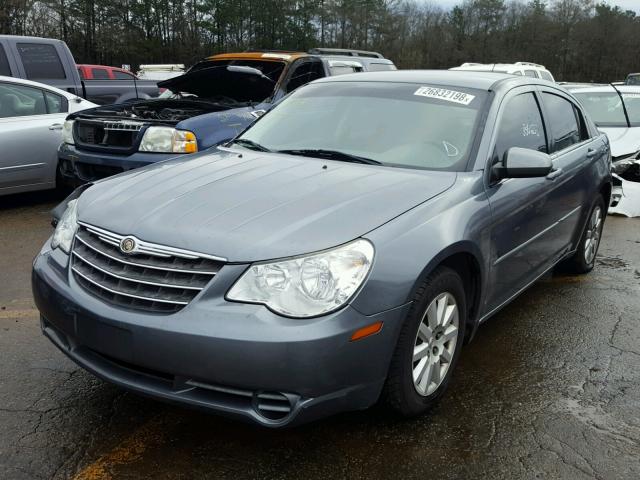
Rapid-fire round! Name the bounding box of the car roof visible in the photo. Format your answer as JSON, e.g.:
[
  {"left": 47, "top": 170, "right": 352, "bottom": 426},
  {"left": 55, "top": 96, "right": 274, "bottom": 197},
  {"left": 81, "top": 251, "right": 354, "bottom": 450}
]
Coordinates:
[
  {"left": 207, "top": 52, "right": 308, "bottom": 63},
  {"left": 0, "top": 34, "right": 65, "bottom": 42},
  {"left": 78, "top": 64, "right": 128, "bottom": 71},
  {"left": 322, "top": 56, "right": 394, "bottom": 65},
  {"left": 0, "top": 75, "right": 81, "bottom": 99},
  {"left": 313, "top": 69, "right": 551, "bottom": 91}
]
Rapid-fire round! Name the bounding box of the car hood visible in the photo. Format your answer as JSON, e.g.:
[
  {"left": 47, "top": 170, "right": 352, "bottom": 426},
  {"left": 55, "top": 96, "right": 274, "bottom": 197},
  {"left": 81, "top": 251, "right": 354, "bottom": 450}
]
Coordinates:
[
  {"left": 599, "top": 127, "right": 640, "bottom": 158},
  {"left": 158, "top": 66, "right": 274, "bottom": 103},
  {"left": 77, "top": 150, "right": 456, "bottom": 262}
]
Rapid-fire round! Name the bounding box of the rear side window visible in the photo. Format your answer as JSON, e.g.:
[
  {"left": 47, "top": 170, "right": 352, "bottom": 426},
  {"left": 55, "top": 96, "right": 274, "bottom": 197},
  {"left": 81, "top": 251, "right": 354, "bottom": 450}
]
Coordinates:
[
  {"left": 524, "top": 70, "right": 538, "bottom": 78},
  {"left": 541, "top": 93, "right": 581, "bottom": 152},
  {"left": 0, "top": 45, "right": 11, "bottom": 76},
  {"left": 44, "top": 91, "right": 67, "bottom": 113},
  {"left": 329, "top": 65, "right": 362, "bottom": 76},
  {"left": 91, "top": 68, "right": 109, "bottom": 79},
  {"left": 494, "top": 92, "right": 547, "bottom": 164},
  {"left": 113, "top": 70, "right": 134, "bottom": 80},
  {"left": 17, "top": 43, "right": 66, "bottom": 79},
  {"left": 368, "top": 63, "right": 396, "bottom": 72},
  {"left": 540, "top": 70, "right": 554, "bottom": 82},
  {"left": 77, "top": 67, "right": 85, "bottom": 79}
]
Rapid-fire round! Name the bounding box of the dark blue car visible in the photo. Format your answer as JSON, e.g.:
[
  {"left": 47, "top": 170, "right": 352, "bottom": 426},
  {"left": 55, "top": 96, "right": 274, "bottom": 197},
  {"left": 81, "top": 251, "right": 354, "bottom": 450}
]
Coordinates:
[
  {"left": 35, "top": 71, "right": 611, "bottom": 427},
  {"left": 57, "top": 50, "right": 396, "bottom": 185}
]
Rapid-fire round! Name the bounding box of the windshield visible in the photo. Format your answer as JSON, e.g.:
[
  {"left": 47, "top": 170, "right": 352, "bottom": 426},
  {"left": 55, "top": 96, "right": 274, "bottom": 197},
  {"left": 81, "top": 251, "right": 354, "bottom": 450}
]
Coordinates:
[
  {"left": 573, "top": 91, "right": 640, "bottom": 127},
  {"left": 237, "top": 82, "right": 487, "bottom": 171}
]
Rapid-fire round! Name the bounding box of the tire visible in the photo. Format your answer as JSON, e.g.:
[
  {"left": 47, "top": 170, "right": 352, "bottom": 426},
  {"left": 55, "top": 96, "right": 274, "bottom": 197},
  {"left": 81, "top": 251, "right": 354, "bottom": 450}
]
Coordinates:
[
  {"left": 383, "top": 266, "right": 466, "bottom": 417},
  {"left": 55, "top": 162, "right": 72, "bottom": 196},
  {"left": 561, "top": 195, "right": 605, "bottom": 274}
]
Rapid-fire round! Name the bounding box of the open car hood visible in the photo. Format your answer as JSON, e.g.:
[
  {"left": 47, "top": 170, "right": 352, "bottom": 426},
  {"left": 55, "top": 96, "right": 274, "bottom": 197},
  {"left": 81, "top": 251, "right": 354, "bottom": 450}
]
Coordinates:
[{"left": 158, "top": 66, "right": 275, "bottom": 103}]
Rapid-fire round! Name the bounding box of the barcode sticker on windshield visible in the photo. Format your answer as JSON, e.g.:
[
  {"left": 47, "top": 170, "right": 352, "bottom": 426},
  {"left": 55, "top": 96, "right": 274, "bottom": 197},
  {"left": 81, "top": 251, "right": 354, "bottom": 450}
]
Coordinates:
[{"left": 414, "top": 87, "right": 475, "bottom": 105}]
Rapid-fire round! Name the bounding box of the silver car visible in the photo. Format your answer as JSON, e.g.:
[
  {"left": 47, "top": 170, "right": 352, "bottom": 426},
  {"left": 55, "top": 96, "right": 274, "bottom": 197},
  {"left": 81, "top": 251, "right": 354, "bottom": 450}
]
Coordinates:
[{"left": 0, "top": 76, "right": 96, "bottom": 196}]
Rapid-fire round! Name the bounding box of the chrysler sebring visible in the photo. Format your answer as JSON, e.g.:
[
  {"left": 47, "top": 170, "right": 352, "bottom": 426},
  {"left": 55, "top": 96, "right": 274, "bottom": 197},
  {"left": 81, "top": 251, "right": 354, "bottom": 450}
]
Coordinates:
[{"left": 33, "top": 71, "right": 612, "bottom": 427}]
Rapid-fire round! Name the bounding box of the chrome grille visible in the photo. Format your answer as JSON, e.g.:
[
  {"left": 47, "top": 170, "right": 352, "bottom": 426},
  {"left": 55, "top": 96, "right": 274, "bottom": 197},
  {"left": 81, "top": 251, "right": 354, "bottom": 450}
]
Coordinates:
[
  {"left": 71, "top": 223, "right": 225, "bottom": 314},
  {"left": 75, "top": 119, "right": 144, "bottom": 149}
]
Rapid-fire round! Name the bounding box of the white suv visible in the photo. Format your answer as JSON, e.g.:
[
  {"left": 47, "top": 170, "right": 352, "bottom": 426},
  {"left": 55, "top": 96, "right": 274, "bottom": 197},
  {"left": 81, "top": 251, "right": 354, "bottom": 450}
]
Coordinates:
[{"left": 450, "top": 62, "right": 555, "bottom": 82}]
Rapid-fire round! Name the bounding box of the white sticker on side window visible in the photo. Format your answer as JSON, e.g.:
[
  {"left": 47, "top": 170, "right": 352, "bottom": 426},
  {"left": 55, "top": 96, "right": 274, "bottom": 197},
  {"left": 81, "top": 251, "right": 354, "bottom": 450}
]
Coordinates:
[{"left": 414, "top": 86, "right": 476, "bottom": 105}]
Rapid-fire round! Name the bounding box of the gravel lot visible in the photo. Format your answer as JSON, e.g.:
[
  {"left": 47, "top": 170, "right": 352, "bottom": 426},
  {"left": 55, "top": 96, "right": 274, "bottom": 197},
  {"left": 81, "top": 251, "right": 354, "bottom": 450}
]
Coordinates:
[{"left": 1, "top": 190, "right": 639, "bottom": 480}]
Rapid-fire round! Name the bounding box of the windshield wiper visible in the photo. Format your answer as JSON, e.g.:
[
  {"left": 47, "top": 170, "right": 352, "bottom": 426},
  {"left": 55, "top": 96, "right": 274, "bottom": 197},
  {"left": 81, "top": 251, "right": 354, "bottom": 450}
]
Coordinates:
[
  {"left": 230, "top": 138, "right": 272, "bottom": 152},
  {"left": 277, "top": 149, "right": 382, "bottom": 165}
]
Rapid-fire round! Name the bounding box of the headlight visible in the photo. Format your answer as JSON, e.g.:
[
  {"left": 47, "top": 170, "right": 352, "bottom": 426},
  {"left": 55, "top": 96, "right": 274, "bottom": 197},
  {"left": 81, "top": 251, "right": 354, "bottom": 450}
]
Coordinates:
[
  {"left": 51, "top": 199, "right": 78, "bottom": 253},
  {"left": 139, "top": 127, "right": 198, "bottom": 153},
  {"left": 62, "top": 120, "right": 74, "bottom": 145},
  {"left": 227, "top": 239, "right": 374, "bottom": 318}
]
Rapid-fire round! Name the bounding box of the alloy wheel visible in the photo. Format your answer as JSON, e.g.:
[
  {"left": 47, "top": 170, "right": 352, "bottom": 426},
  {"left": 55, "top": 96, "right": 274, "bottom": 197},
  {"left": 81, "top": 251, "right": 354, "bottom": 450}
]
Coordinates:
[
  {"left": 584, "top": 206, "right": 603, "bottom": 265},
  {"left": 412, "top": 292, "right": 459, "bottom": 396}
]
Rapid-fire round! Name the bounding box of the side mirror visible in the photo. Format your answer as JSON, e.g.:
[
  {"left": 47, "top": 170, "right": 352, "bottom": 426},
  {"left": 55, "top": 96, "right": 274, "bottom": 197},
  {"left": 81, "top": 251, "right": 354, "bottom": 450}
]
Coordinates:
[{"left": 493, "top": 147, "right": 553, "bottom": 179}]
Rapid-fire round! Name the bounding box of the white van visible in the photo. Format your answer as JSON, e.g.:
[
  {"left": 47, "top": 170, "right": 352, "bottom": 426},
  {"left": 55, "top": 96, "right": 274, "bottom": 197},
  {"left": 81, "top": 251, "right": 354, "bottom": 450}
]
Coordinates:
[
  {"left": 451, "top": 62, "right": 555, "bottom": 82},
  {"left": 137, "top": 64, "right": 185, "bottom": 81}
]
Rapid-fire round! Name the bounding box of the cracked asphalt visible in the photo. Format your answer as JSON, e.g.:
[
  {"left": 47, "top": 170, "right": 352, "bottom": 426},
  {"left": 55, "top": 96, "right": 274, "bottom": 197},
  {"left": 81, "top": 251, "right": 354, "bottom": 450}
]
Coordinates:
[{"left": 1, "top": 190, "right": 639, "bottom": 480}]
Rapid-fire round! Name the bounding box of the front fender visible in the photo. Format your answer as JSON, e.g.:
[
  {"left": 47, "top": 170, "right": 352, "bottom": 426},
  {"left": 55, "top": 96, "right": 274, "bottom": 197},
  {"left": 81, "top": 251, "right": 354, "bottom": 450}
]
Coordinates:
[{"left": 354, "top": 172, "right": 492, "bottom": 321}]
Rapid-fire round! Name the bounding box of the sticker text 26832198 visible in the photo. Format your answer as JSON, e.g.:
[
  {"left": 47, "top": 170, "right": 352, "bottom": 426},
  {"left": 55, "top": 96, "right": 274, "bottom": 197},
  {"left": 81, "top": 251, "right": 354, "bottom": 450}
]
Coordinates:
[{"left": 414, "top": 87, "right": 475, "bottom": 106}]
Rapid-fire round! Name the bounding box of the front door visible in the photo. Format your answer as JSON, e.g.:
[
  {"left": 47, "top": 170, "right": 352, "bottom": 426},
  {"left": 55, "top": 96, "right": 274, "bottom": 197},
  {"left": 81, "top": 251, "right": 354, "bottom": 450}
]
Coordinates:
[{"left": 484, "top": 88, "right": 565, "bottom": 311}]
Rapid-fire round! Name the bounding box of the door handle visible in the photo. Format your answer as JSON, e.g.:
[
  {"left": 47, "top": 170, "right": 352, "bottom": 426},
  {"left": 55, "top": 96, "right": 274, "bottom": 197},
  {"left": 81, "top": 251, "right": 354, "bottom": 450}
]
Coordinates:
[
  {"left": 546, "top": 168, "right": 563, "bottom": 180},
  {"left": 586, "top": 148, "right": 598, "bottom": 158},
  {"left": 49, "top": 123, "right": 63, "bottom": 130}
]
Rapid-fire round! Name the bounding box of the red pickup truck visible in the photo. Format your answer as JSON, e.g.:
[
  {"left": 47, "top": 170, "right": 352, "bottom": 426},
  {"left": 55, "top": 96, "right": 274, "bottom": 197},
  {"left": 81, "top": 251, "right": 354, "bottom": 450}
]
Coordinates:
[{"left": 77, "top": 64, "right": 139, "bottom": 80}]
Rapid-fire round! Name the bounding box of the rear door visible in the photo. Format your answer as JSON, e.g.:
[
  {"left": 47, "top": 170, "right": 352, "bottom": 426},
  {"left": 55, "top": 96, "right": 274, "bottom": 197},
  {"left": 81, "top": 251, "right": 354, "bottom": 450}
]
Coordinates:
[
  {"left": 0, "top": 81, "right": 68, "bottom": 192},
  {"left": 536, "top": 88, "right": 600, "bottom": 249}
]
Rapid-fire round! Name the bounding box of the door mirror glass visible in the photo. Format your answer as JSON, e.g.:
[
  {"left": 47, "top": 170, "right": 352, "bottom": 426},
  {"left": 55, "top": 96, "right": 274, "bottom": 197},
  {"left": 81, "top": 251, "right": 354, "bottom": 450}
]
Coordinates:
[{"left": 495, "top": 147, "right": 553, "bottom": 179}]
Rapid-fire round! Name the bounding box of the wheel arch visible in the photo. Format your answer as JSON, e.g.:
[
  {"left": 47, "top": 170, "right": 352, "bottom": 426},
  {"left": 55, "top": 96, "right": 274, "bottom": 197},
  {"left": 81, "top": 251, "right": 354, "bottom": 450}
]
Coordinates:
[{"left": 407, "top": 242, "right": 485, "bottom": 344}]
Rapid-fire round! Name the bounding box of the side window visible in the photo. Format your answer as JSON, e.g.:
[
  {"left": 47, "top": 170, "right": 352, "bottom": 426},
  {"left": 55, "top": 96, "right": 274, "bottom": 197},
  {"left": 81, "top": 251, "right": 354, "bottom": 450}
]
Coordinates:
[
  {"left": 91, "top": 68, "right": 110, "bottom": 79},
  {"left": 541, "top": 93, "right": 581, "bottom": 152},
  {"left": 540, "top": 70, "right": 554, "bottom": 82},
  {"left": 113, "top": 70, "right": 134, "bottom": 80},
  {"left": 77, "top": 67, "right": 85, "bottom": 79},
  {"left": 494, "top": 92, "right": 547, "bottom": 165},
  {"left": 368, "top": 63, "right": 396, "bottom": 72},
  {"left": 17, "top": 43, "right": 66, "bottom": 79},
  {"left": 329, "top": 65, "right": 360, "bottom": 76},
  {"left": 0, "top": 45, "right": 11, "bottom": 76},
  {"left": 286, "top": 61, "right": 325, "bottom": 93},
  {"left": 573, "top": 105, "right": 590, "bottom": 141},
  {"left": 0, "top": 83, "right": 47, "bottom": 118},
  {"left": 44, "top": 91, "right": 67, "bottom": 113},
  {"left": 524, "top": 70, "right": 538, "bottom": 78}
]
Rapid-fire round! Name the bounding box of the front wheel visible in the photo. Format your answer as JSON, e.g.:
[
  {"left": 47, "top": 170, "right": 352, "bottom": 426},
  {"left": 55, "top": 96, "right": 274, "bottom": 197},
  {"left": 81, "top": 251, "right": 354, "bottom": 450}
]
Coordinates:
[
  {"left": 562, "top": 195, "right": 605, "bottom": 274},
  {"left": 383, "top": 266, "right": 466, "bottom": 417}
]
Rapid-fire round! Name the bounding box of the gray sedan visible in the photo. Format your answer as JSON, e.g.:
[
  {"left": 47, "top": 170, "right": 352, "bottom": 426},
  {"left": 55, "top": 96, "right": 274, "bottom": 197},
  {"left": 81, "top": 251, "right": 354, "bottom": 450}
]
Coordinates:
[
  {"left": 0, "top": 76, "right": 96, "bottom": 196},
  {"left": 33, "top": 71, "right": 611, "bottom": 426}
]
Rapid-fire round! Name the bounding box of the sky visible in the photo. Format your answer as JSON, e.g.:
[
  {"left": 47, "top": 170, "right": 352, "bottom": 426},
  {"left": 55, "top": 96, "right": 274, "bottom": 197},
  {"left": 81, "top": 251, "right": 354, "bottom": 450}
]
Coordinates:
[{"left": 430, "top": 0, "right": 640, "bottom": 13}]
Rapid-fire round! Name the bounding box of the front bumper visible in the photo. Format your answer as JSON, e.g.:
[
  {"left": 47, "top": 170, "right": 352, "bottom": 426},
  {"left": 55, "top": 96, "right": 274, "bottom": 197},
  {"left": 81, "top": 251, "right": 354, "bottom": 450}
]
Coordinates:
[
  {"left": 58, "top": 143, "right": 179, "bottom": 186},
  {"left": 32, "top": 243, "right": 409, "bottom": 427}
]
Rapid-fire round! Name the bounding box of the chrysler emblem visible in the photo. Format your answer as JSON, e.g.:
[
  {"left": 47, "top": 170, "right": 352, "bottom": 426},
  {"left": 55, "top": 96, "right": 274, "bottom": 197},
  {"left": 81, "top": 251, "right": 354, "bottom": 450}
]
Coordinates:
[{"left": 120, "top": 237, "right": 136, "bottom": 254}]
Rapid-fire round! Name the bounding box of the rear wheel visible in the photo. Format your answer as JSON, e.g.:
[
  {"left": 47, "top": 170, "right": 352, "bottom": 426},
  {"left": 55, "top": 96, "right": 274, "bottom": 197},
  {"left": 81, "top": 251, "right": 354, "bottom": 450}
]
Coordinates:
[
  {"left": 383, "top": 267, "right": 466, "bottom": 417},
  {"left": 562, "top": 195, "right": 605, "bottom": 274}
]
